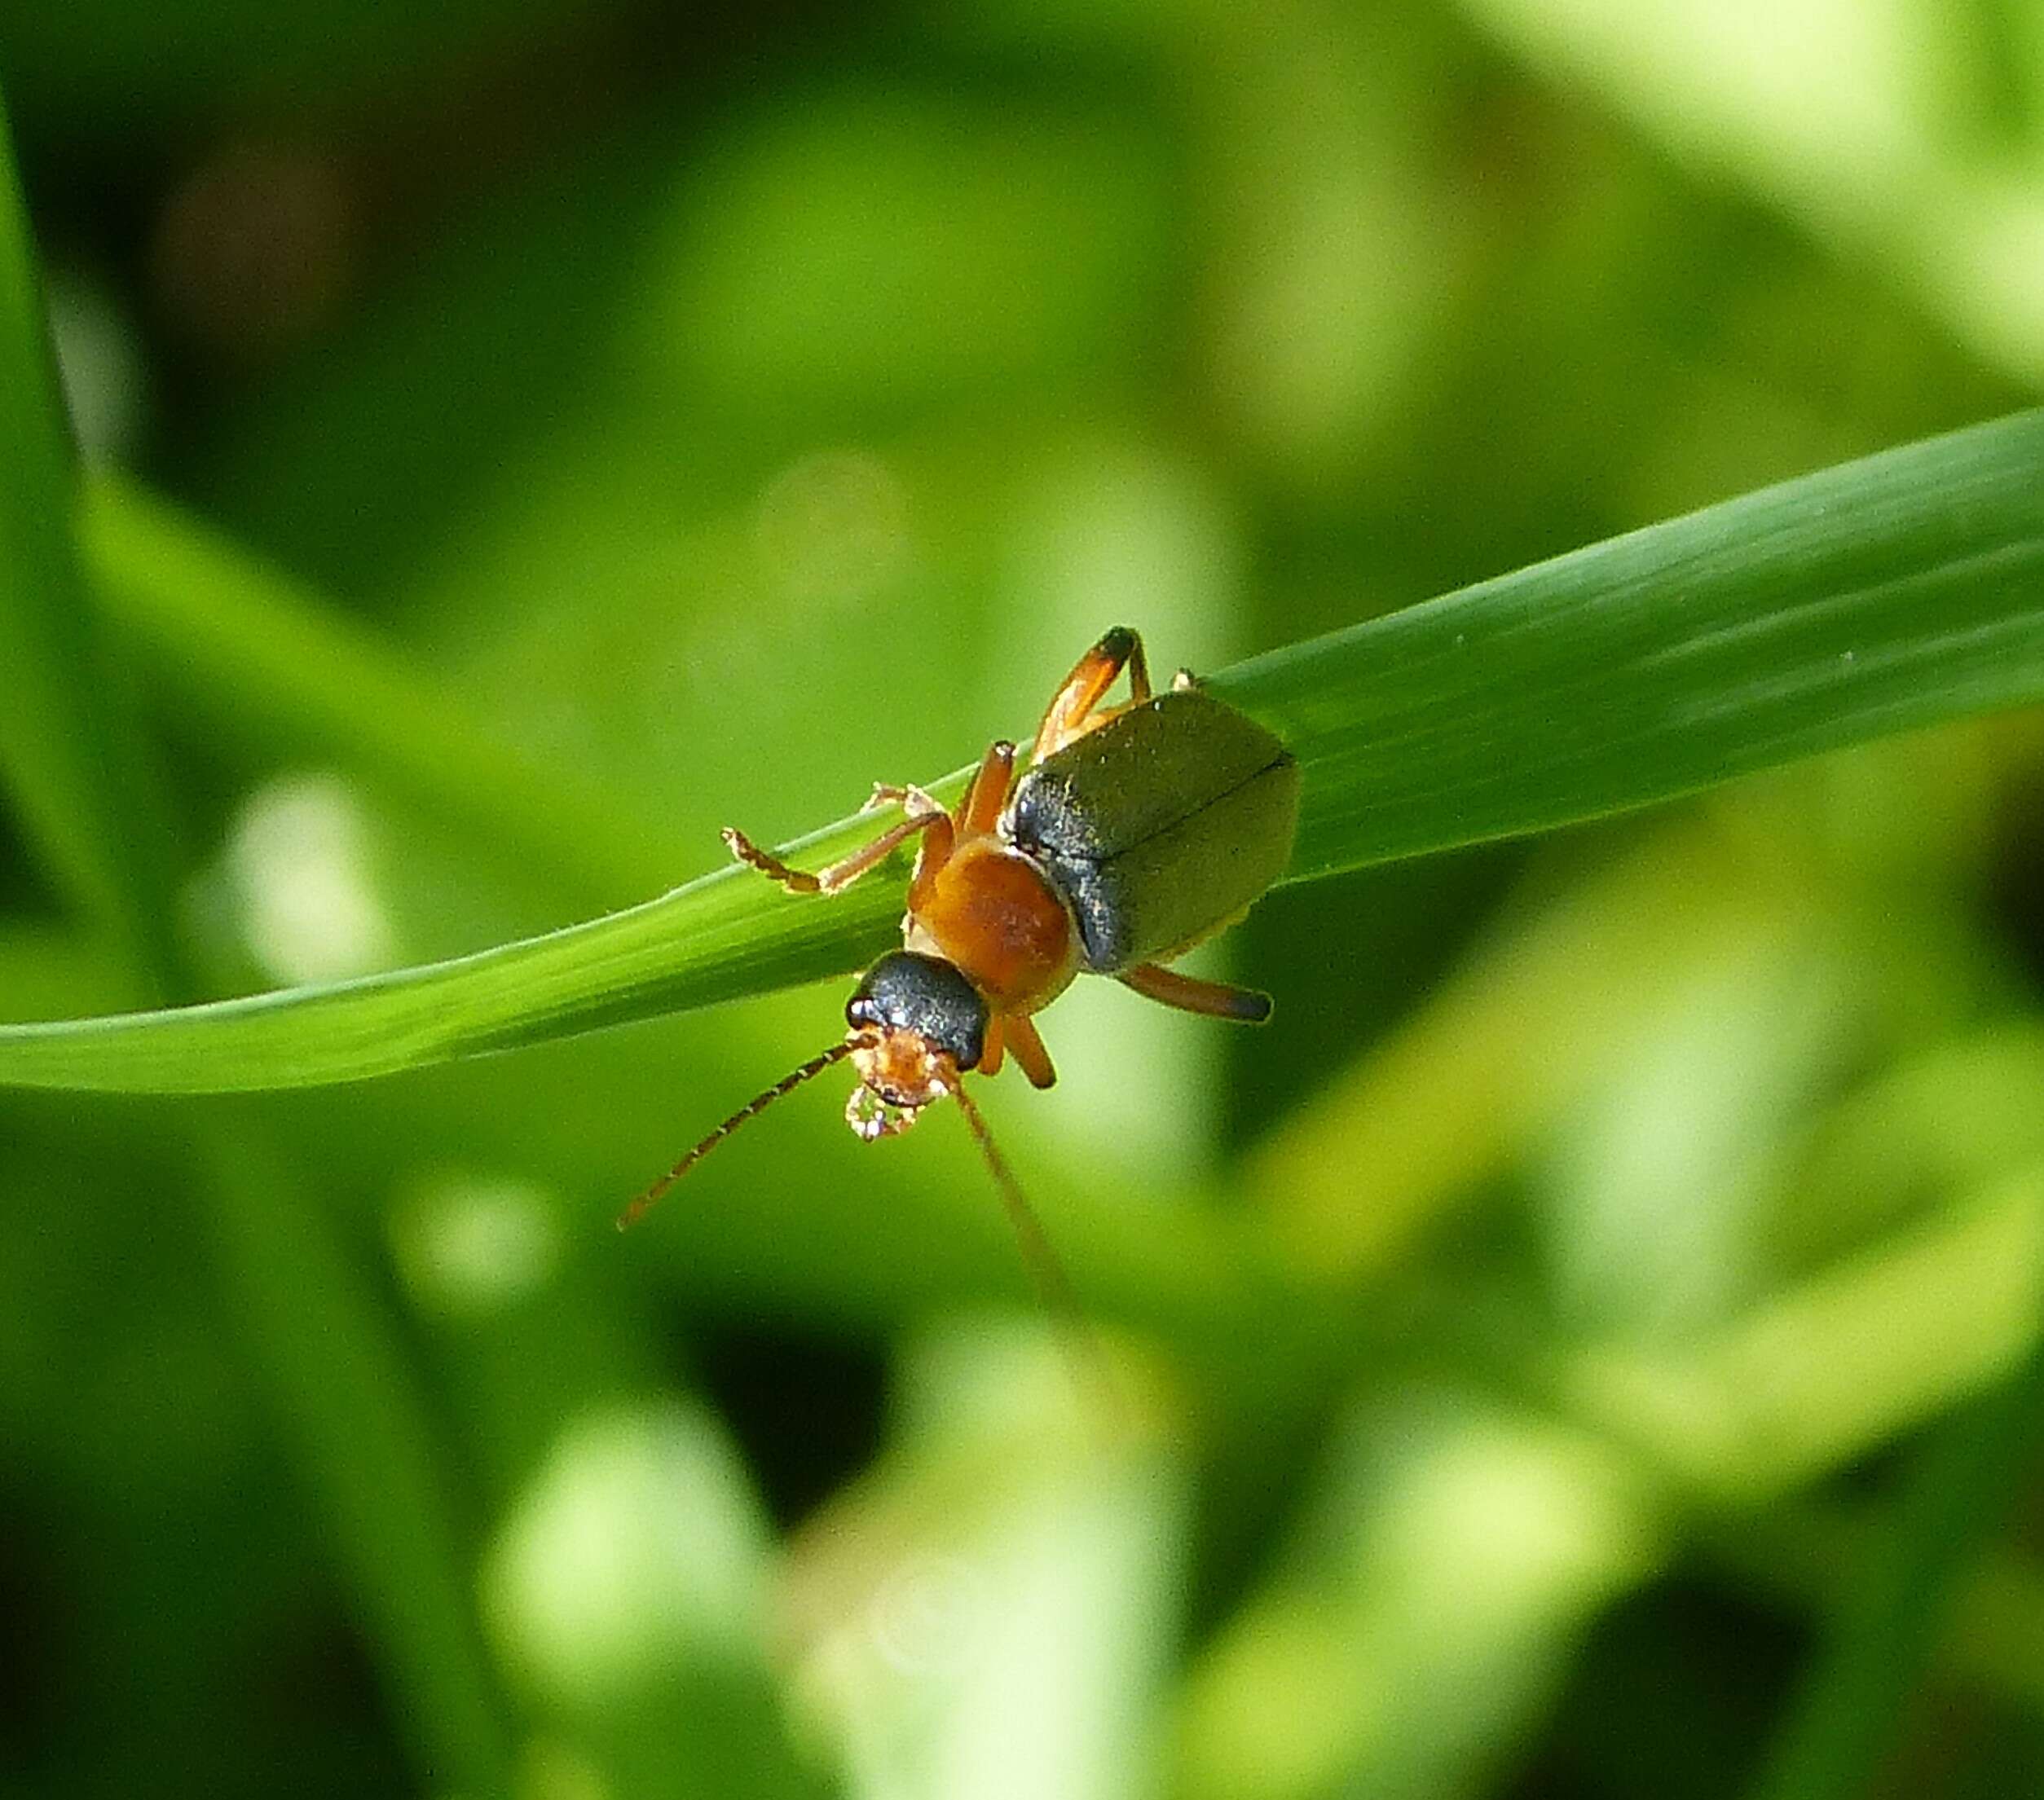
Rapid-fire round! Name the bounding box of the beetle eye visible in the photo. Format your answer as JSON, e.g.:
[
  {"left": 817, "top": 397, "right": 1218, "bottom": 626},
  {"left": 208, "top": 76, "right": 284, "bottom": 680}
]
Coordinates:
[{"left": 845, "top": 993, "right": 883, "bottom": 1030}]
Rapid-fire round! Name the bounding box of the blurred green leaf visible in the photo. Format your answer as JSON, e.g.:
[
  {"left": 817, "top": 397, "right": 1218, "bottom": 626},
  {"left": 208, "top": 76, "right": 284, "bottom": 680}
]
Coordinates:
[
  {"left": 1174, "top": 1384, "right": 1659, "bottom": 1800},
  {"left": 0, "top": 0, "right": 608, "bottom": 123},
  {"left": 0, "top": 408, "right": 2040, "bottom": 1093},
  {"left": 783, "top": 1327, "right": 1187, "bottom": 1800},
  {"left": 82, "top": 475, "right": 682, "bottom": 910},
  {"left": 481, "top": 1398, "right": 831, "bottom": 1800},
  {"left": 0, "top": 103, "right": 174, "bottom": 978},
  {"left": 1460, "top": 0, "right": 2044, "bottom": 388},
  {"left": 0, "top": 90, "right": 520, "bottom": 1798},
  {"left": 1748, "top": 1249, "right": 2044, "bottom": 1800}
]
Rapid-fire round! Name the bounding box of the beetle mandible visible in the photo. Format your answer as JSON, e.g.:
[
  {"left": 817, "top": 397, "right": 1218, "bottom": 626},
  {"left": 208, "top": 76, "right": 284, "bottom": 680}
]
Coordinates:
[{"left": 619, "top": 627, "right": 1300, "bottom": 1255}]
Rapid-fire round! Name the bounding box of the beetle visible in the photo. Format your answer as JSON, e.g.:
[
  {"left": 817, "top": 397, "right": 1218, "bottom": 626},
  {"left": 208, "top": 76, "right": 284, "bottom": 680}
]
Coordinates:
[{"left": 619, "top": 627, "right": 1300, "bottom": 1268}]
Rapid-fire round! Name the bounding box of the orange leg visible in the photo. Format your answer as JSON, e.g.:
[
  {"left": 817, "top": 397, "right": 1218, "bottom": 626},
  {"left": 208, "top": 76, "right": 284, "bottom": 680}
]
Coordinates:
[
  {"left": 909, "top": 740, "right": 1015, "bottom": 912},
  {"left": 1030, "top": 627, "right": 1152, "bottom": 763},
  {"left": 978, "top": 1016, "right": 1007, "bottom": 1078},
  {"left": 1120, "top": 961, "right": 1272, "bottom": 1023},
  {"left": 725, "top": 802, "right": 951, "bottom": 896},
  {"left": 1004, "top": 1013, "right": 1058, "bottom": 1089},
  {"left": 958, "top": 739, "right": 1018, "bottom": 839},
  {"left": 905, "top": 812, "right": 956, "bottom": 898}
]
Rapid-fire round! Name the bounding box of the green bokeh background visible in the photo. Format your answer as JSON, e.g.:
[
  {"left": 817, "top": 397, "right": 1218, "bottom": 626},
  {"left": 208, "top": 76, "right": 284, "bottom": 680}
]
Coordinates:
[{"left": 4, "top": 3, "right": 2044, "bottom": 1798}]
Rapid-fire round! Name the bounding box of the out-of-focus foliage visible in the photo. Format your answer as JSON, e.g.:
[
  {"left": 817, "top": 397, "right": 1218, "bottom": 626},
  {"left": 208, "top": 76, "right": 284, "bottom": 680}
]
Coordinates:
[{"left": 1, "top": 6, "right": 2042, "bottom": 1800}]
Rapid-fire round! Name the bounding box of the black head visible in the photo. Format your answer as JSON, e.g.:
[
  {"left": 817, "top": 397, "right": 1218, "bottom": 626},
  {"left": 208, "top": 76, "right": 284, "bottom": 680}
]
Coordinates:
[{"left": 846, "top": 950, "right": 989, "bottom": 1074}]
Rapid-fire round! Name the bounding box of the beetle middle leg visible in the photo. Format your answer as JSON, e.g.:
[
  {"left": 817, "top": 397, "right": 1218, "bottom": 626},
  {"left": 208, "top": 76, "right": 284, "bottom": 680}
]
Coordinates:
[
  {"left": 1030, "top": 627, "right": 1152, "bottom": 763},
  {"left": 1003, "top": 1014, "right": 1058, "bottom": 1089},
  {"left": 1120, "top": 961, "right": 1273, "bottom": 1023},
  {"left": 725, "top": 799, "right": 952, "bottom": 896}
]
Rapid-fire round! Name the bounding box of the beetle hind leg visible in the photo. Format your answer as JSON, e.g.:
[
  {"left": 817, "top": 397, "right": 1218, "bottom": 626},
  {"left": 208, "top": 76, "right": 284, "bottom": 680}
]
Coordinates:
[
  {"left": 1031, "top": 627, "right": 1153, "bottom": 763},
  {"left": 1120, "top": 962, "right": 1273, "bottom": 1023}
]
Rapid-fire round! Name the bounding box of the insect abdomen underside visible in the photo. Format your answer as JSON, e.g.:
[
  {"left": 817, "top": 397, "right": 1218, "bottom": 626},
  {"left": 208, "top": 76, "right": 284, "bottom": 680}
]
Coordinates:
[{"left": 1005, "top": 690, "right": 1300, "bottom": 975}]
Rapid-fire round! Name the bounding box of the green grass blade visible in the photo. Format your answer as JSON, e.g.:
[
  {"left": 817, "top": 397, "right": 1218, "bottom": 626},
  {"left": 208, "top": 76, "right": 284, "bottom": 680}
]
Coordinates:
[
  {"left": 0, "top": 801, "right": 934, "bottom": 1089},
  {"left": 2, "top": 409, "right": 2041, "bottom": 1094},
  {"left": 1215, "top": 408, "right": 2044, "bottom": 878}
]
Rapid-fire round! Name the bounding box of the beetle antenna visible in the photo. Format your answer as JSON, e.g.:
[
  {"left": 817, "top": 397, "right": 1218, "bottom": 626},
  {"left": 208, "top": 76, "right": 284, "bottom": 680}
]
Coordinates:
[
  {"left": 946, "top": 1079, "right": 1126, "bottom": 1428},
  {"left": 618, "top": 1037, "right": 866, "bottom": 1231}
]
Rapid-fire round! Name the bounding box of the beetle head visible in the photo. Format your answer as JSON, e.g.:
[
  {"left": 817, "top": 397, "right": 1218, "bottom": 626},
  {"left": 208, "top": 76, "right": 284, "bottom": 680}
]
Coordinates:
[
  {"left": 844, "top": 950, "right": 988, "bottom": 1138},
  {"left": 623, "top": 936, "right": 1066, "bottom": 1359}
]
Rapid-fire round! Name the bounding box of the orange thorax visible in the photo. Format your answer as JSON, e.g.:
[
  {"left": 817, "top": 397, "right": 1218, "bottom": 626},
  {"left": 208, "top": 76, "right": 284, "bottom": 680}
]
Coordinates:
[{"left": 908, "top": 842, "right": 1076, "bottom": 1014}]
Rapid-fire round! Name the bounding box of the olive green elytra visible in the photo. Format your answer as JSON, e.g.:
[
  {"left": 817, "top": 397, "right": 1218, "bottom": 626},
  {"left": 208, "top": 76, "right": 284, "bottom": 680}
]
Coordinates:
[{"left": 1003, "top": 688, "right": 1300, "bottom": 975}]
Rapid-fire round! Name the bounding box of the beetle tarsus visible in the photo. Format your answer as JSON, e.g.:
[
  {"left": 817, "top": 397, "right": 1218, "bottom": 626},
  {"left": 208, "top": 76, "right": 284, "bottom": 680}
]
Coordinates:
[
  {"left": 728, "top": 807, "right": 945, "bottom": 896},
  {"left": 723, "top": 825, "right": 822, "bottom": 892},
  {"left": 865, "top": 782, "right": 945, "bottom": 817}
]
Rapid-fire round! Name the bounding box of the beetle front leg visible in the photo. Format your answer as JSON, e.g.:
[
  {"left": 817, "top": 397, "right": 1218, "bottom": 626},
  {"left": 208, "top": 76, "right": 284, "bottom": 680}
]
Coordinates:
[
  {"left": 863, "top": 781, "right": 945, "bottom": 816},
  {"left": 956, "top": 739, "right": 1019, "bottom": 840},
  {"left": 725, "top": 807, "right": 950, "bottom": 896}
]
